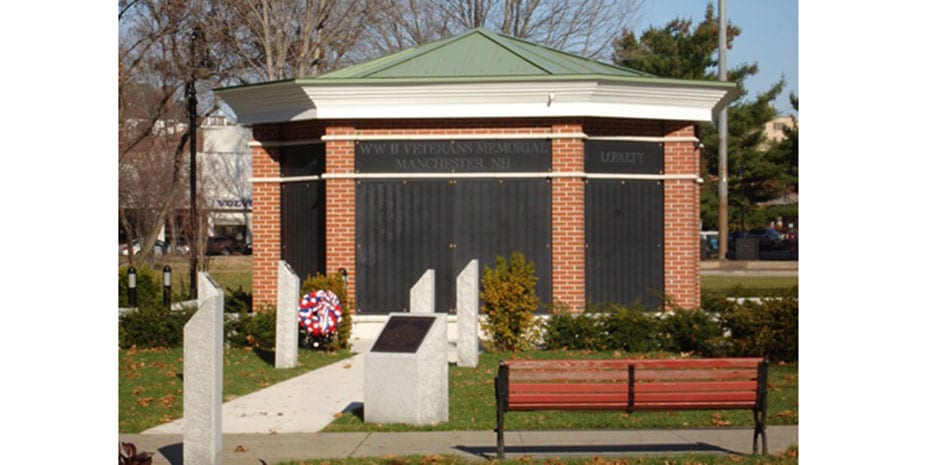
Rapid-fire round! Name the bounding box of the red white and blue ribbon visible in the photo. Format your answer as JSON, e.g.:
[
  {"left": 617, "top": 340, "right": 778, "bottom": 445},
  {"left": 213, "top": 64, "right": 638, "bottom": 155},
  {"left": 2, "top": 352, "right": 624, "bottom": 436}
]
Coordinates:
[{"left": 298, "top": 290, "right": 342, "bottom": 337}]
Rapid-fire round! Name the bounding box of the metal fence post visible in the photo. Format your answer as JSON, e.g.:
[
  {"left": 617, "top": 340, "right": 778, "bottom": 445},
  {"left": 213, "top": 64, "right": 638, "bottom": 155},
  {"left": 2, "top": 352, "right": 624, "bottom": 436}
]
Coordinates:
[
  {"left": 163, "top": 266, "right": 172, "bottom": 307},
  {"left": 128, "top": 267, "right": 137, "bottom": 307}
]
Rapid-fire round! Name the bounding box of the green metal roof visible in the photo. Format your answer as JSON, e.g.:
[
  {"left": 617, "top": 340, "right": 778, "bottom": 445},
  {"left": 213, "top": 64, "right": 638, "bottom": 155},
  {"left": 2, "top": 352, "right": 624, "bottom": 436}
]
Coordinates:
[{"left": 318, "top": 28, "right": 655, "bottom": 79}]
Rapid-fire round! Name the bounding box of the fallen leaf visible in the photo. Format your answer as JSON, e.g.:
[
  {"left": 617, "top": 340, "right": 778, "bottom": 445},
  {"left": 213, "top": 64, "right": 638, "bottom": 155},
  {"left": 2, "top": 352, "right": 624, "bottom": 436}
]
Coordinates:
[
  {"left": 333, "top": 412, "right": 343, "bottom": 418},
  {"left": 136, "top": 397, "right": 154, "bottom": 407},
  {"left": 160, "top": 395, "right": 176, "bottom": 408},
  {"left": 234, "top": 445, "right": 248, "bottom": 452},
  {"left": 711, "top": 412, "right": 731, "bottom": 427},
  {"left": 132, "top": 386, "right": 144, "bottom": 396}
]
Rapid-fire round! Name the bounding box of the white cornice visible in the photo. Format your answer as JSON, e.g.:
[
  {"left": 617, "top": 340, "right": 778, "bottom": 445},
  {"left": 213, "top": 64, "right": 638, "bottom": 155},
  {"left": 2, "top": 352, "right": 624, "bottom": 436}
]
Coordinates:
[{"left": 217, "top": 79, "right": 735, "bottom": 126}]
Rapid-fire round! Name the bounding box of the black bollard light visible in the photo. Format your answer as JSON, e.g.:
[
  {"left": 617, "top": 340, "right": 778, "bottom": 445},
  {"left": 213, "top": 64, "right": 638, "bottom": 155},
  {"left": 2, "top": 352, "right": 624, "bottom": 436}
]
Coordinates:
[
  {"left": 163, "top": 265, "right": 172, "bottom": 307},
  {"left": 127, "top": 266, "right": 137, "bottom": 308}
]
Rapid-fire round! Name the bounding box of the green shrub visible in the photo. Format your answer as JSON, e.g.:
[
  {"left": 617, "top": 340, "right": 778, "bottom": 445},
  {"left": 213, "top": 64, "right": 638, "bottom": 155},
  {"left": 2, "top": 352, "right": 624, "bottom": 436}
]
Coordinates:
[
  {"left": 300, "top": 271, "right": 352, "bottom": 352},
  {"left": 227, "top": 306, "right": 277, "bottom": 350},
  {"left": 225, "top": 286, "right": 253, "bottom": 314},
  {"left": 659, "top": 307, "right": 725, "bottom": 356},
  {"left": 593, "top": 303, "right": 661, "bottom": 352},
  {"left": 541, "top": 302, "right": 604, "bottom": 350},
  {"left": 118, "top": 265, "right": 162, "bottom": 309},
  {"left": 119, "top": 305, "right": 196, "bottom": 348},
  {"left": 480, "top": 251, "right": 540, "bottom": 352},
  {"left": 717, "top": 292, "right": 798, "bottom": 362}
]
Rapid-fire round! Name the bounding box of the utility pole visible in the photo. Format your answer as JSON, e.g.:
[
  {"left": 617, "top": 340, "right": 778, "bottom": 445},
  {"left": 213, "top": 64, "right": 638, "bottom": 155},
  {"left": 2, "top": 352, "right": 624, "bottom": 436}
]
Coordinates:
[{"left": 717, "top": 0, "right": 729, "bottom": 260}]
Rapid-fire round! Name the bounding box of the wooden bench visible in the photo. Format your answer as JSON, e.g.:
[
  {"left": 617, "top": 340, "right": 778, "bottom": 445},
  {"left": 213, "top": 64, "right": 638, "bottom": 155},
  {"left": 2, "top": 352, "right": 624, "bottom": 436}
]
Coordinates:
[{"left": 493, "top": 357, "right": 769, "bottom": 459}]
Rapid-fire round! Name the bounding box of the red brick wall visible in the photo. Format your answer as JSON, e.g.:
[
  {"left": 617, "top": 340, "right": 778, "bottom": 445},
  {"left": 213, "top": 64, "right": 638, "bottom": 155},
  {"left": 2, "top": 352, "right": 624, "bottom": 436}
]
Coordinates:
[
  {"left": 551, "top": 123, "right": 585, "bottom": 311},
  {"left": 249, "top": 125, "right": 282, "bottom": 310},
  {"left": 663, "top": 123, "right": 701, "bottom": 309},
  {"left": 324, "top": 125, "right": 357, "bottom": 308}
]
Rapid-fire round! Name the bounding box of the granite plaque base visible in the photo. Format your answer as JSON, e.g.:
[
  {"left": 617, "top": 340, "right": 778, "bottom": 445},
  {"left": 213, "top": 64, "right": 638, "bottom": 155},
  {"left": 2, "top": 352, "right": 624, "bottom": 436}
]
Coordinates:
[{"left": 364, "top": 313, "right": 448, "bottom": 425}]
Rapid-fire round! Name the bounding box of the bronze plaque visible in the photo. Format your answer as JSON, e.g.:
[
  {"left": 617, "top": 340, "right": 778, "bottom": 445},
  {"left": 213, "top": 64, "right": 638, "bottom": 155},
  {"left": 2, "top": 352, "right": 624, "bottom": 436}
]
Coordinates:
[{"left": 371, "top": 316, "right": 436, "bottom": 353}]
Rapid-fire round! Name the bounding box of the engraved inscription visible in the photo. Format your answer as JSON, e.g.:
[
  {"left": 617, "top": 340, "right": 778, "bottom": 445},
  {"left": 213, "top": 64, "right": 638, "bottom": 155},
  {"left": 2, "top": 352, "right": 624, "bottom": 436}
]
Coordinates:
[
  {"left": 371, "top": 316, "right": 436, "bottom": 353},
  {"left": 599, "top": 151, "right": 646, "bottom": 164},
  {"left": 356, "top": 140, "right": 550, "bottom": 173}
]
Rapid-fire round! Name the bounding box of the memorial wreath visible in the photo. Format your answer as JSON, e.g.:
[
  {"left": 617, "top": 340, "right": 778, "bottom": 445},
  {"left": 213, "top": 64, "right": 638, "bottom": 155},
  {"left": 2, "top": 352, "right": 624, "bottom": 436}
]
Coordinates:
[{"left": 298, "top": 289, "right": 343, "bottom": 348}]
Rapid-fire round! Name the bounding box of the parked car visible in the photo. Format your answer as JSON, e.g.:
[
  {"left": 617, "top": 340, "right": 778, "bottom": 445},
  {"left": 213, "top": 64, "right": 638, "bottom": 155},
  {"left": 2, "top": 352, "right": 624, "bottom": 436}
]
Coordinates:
[
  {"left": 120, "top": 239, "right": 169, "bottom": 256},
  {"left": 206, "top": 236, "right": 239, "bottom": 255},
  {"left": 746, "top": 227, "right": 783, "bottom": 250}
]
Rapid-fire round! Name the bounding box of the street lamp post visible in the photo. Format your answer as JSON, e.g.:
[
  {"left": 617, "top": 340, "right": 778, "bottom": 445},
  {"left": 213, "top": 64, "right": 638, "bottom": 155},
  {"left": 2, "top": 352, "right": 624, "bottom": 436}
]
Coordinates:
[
  {"left": 187, "top": 59, "right": 198, "bottom": 298},
  {"left": 186, "top": 26, "right": 212, "bottom": 298}
]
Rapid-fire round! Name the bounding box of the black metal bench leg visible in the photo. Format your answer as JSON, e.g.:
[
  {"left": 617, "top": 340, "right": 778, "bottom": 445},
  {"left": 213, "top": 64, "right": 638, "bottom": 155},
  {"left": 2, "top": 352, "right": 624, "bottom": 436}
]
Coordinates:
[
  {"left": 495, "top": 363, "right": 509, "bottom": 460},
  {"left": 754, "top": 360, "right": 769, "bottom": 455},
  {"left": 752, "top": 408, "right": 768, "bottom": 454},
  {"left": 496, "top": 406, "right": 505, "bottom": 459}
]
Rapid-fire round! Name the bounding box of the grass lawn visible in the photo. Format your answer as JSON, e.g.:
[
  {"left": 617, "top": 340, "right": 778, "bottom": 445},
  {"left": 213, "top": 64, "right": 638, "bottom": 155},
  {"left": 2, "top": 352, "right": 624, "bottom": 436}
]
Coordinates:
[
  {"left": 274, "top": 448, "right": 799, "bottom": 465},
  {"left": 123, "top": 256, "right": 797, "bottom": 299},
  {"left": 119, "top": 346, "right": 351, "bottom": 433},
  {"left": 701, "top": 276, "right": 798, "bottom": 297},
  {"left": 325, "top": 350, "right": 797, "bottom": 433}
]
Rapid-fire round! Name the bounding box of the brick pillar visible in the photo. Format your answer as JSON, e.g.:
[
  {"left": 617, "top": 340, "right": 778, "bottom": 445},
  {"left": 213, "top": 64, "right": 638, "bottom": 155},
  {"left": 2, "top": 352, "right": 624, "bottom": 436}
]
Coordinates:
[
  {"left": 663, "top": 123, "right": 701, "bottom": 309},
  {"left": 551, "top": 123, "right": 585, "bottom": 311},
  {"left": 250, "top": 133, "right": 281, "bottom": 311},
  {"left": 325, "top": 125, "right": 357, "bottom": 312}
]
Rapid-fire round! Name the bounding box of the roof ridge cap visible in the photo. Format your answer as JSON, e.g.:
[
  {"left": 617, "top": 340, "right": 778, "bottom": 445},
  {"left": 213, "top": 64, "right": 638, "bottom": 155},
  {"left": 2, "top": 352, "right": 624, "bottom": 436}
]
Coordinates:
[{"left": 473, "top": 28, "right": 554, "bottom": 75}]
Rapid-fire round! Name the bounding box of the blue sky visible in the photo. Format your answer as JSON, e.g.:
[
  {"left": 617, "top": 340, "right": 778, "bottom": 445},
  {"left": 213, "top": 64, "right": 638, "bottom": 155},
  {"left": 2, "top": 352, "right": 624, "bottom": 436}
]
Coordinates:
[{"left": 636, "top": 0, "right": 798, "bottom": 117}]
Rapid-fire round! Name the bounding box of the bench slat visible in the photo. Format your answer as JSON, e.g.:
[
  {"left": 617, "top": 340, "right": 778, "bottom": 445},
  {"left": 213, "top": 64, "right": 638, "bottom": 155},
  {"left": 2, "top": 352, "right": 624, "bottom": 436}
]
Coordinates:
[
  {"left": 634, "top": 380, "right": 757, "bottom": 393},
  {"left": 510, "top": 371, "right": 631, "bottom": 382},
  {"left": 507, "top": 401, "right": 758, "bottom": 411},
  {"left": 510, "top": 369, "right": 755, "bottom": 383},
  {"left": 635, "top": 391, "right": 756, "bottom": 404},
  {"left": 629, "top": 358, "right": 764, "bottom": 369},
  {"left": 504, "top": 360, "right": 633, "bottom": 370},
  {"left": 508, "top": 402, "right": 628, "bottom": 411},
  {"left": 510, "top": 383, "right": 628, "bottom": 394},
  {"left": 634, "top": 369, "right": 757, "bottom": 381},
  {"left": 631, "top": 401, "right": 757, "bottom": 411},
  {"left": 510, "top": 393, "right": 629, "bottom": 405}
]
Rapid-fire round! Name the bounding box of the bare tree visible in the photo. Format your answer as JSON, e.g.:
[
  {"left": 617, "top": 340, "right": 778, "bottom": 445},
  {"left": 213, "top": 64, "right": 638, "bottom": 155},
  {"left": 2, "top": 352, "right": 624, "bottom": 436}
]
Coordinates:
[
  {"left": 119, "top": 0, "right": 219, "bottom": 272},
  {"left": 214, "top": 0, "right": 378, "bottom": 81},
  {"left": 365, "top": 0, "right": 647, "bottom": 60}
]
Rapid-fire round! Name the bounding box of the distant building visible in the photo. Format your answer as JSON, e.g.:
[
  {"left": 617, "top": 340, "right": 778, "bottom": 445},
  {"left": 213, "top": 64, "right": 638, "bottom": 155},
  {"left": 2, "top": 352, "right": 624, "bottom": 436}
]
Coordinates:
[
  {"left": 119, "top": 113, "right": 252, "bottom": 247},
  {"left": 761, "top": 115, "right": 797, "bottom": 147},
  {"left": 199, "top": 114, "right": 252, "bottom": 242}
]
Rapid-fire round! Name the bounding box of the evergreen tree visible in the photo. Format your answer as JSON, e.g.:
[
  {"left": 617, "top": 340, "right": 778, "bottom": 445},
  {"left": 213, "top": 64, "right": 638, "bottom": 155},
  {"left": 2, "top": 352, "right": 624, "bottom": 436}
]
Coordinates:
[{"left": 613, "top": 3, "right": 794, "bottom": 230}]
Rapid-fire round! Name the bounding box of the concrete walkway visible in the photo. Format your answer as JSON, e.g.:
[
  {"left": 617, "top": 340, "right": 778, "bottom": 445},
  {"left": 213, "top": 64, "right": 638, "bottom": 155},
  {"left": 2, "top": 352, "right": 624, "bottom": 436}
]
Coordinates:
[
  {"left": 143, "top": 352, "right": 367, "bottom": 435},
  {"left": 120, "top": 426, "right": 798, "bottom": 465},
  {"left": 123, "top": 338, "right": 798, "bottom": 464}
]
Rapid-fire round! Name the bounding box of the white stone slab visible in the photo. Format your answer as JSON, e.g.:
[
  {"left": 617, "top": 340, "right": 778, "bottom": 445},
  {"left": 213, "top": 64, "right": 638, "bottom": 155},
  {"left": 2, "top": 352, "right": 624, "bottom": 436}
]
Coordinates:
[
  {"left": 184, "top": 272, "right": 224, "bottom": 465},
  {"left": 276, "top": 261, "right": 300, "bottom": 369},
  {"left": 410, "top": 269, "right": 435, "bottom": 314},
  {"left": 457, "top": 259, "right": 480, "bottom": 368},
  {"left": 364, "top": 313, "right": 448, "bottom": 425}
]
